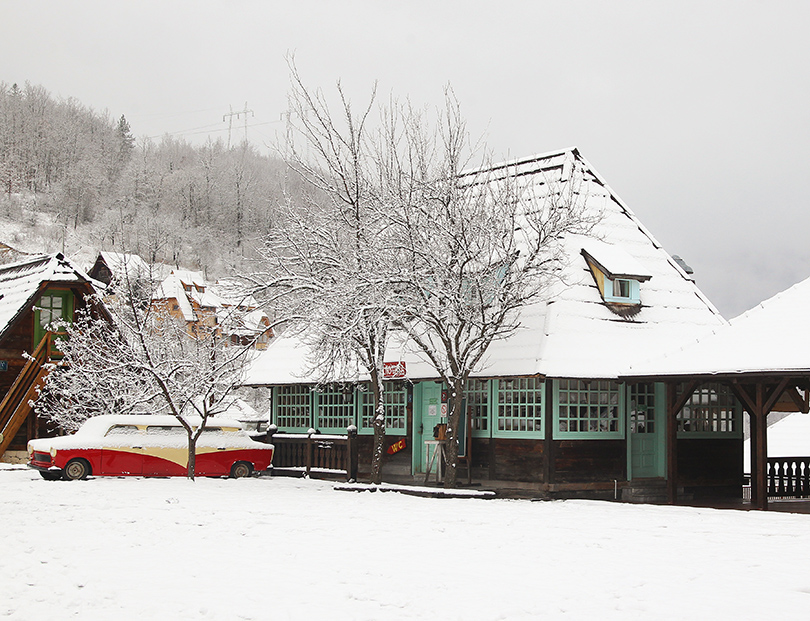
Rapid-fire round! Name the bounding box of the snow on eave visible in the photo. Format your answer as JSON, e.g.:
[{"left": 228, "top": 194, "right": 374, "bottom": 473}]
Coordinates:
[{"left": 458, "top": 146, "right": 578, "bottom": 179}]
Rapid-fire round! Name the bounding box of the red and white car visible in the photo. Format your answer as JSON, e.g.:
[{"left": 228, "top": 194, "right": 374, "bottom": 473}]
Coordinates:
[{"left": 28, "top": 415, "right": 274, "bottom": 480}]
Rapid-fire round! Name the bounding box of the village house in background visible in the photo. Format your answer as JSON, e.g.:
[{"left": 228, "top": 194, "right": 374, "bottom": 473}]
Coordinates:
[
  {"left": 244, "top": 148, "right": 758, "bottom": 503},
  {"left": 0, "top": 253, "right": 107, "bottom": 462}
]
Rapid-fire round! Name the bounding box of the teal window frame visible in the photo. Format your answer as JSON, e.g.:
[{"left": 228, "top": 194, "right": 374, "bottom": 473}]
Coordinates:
[
  {"left": 492, "top": 376, "right": 545, "bottom": 439},
  {"left": 554, "top": 379, "right": 625, "bottom": 440},
  {"left": 359, "top": 381, "right": 407, "bottom": 436},
  {"left": 676, "top": 382, "right": 742, "bottom": 438},
  {"left": 604, "top": 278, "right": 640, "bottom": 304},
  {"left": 313, "top": 384, "right": 357, "bottom": 433},
  {"left": 273, "top": 385, "right": 312, "bottom": 432},
  {"left": 467, "top": 378, "right": 492, "bottom": 438}
]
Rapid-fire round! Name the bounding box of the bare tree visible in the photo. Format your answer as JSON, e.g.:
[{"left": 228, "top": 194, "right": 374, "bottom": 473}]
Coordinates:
[
  {"left": 388, "top": 99, "right": 594, "bottom": 486},
  {"left": 36, "top": 259, "right": 257, "bottom": 480},
  {"left": 251, "top": 64, "right": 400, "bottom": 484}
]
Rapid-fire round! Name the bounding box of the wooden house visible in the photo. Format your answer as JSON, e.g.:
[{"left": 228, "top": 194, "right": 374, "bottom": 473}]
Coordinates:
[
  {"left": 0, "top": 254, "right": 106, "bottom": 462},
  {"left": 240, "top": 147, "right": 749, "bottom": 502}
]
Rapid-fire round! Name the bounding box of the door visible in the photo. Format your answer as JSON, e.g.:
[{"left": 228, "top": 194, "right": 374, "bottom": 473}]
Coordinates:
[
  {"left": 628, "top": 383, "right": 665, "bottom": 479},
  {"left": 415, "top": 382, "right": 444, "bottom": 473},
  {"left": 33, "top": 290, "right": 73, "bottom": 356}
]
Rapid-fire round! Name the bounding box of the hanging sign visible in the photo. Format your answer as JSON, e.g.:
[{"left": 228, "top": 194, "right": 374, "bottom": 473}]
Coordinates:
[
  {"left": 383, "top": 361, "right": 406, "bottom": 379},
  {"left": 387, "top": 438, "right": 407, "bottom": 455},
  {"left": 0, "top": 361, "right": 7, "bottom": 372}
]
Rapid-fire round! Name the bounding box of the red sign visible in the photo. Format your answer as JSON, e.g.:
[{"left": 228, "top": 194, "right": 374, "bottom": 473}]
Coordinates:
[
  {"left": 387, "top": 438, "right": 407, "bottom": 455},
  {"left": 383, "top": 361, "right": 406, "bottom": 379}
]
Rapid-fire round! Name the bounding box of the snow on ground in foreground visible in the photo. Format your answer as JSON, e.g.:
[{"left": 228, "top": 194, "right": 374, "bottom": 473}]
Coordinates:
[{"left": 2, "top": 465, "right": 810, "bottom": 620}]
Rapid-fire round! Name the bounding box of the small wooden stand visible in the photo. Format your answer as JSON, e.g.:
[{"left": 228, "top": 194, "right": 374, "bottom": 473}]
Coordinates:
[{"left": 423, "top": 440, "right": 446, "bottom": 484}]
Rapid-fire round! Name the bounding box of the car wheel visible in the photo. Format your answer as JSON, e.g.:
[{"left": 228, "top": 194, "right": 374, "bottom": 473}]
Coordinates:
[
  {"left": 63, "top": 459, "right": 90, "bottom": 481},
  {"left": 230, "top": 461, "right": 252, "bottom": 478},
  {"left": 39, "top": 471, "right": 62, "bottom": 481}
]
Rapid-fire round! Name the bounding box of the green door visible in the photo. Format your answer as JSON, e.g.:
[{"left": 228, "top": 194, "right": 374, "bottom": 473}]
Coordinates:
[
  {"left": 414, "top": 382, "right": 444, "bottom": 474},
  {"left": 34, "top": 290, "right": 74, "bottom": 355},
  {"left": 628, "top": 383, "right": 665, "bottom": 479}
]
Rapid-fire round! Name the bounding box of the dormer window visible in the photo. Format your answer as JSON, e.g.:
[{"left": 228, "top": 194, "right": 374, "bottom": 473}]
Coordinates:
[
  {"left": 580, "top": 239, "right": 651, "bottom": 311},
  {"left": 606, "top": 277, "right": 640, "bottom": 304}
]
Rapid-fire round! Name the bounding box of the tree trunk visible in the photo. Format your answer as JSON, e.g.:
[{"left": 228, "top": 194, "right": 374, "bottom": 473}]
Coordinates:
[
  {"left": 187, "top": 434, "right": 196, "bottom": 481},
  {"left": 369, "top": 372, "right": 386, "bottom": 484},
  {"left": 443, "top": 379, "right": 464, "bottom": 488}
]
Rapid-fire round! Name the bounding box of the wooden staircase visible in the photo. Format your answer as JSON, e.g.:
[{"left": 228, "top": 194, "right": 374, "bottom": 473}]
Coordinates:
[{"left": 0, "top": 334, "right": 53, "bottom": 457}]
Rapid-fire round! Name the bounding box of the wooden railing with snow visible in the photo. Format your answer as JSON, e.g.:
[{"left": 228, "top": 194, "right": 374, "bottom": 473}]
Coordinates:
[
  {"left": 267, "top": 426, "right": 359, "bottom": 482},
  {"left": 766, "top": 457, "right": 810, "bottom": 498},
  {"left": 0, "top": 334, "right": 53, "bottom": 456}
]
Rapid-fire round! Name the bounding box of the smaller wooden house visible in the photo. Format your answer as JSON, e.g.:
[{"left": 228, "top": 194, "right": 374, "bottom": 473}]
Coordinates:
[{"left": 0, "top": 254, "right": 105, "bottom": 462}]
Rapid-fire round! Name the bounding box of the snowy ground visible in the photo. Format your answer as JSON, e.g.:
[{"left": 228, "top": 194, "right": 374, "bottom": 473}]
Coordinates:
[{"left": 3, "top": 464, "right": 810, "bottom": 620}]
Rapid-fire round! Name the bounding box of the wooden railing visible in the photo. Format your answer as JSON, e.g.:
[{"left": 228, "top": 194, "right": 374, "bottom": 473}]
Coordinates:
[
  {"left": 0, "top": 334, "right": 53, "bottom": 456},
  {"left": 767, "top": 457, "right": 810, "bottom": 498},
  {"left": 267, "top": 427, "right": 359, "bottom": 482}
]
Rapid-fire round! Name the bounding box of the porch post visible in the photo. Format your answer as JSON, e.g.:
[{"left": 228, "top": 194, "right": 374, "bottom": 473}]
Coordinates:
[
  {"left": 748, "top": 411, "right": 759, "bottom": 508},
  {"left": 754, "top": 383, "right": 768, "bottom": 510},
  {"left": 666, "top": 382, "right": 678, "bottom": 504}
]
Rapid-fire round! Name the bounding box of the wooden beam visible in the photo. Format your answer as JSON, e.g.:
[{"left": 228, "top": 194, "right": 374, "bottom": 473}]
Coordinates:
[
  {"left": 764, "top": 377, "right": 791, "bottom": 414},
  {"left": 785, "top": 386, "right": 810, "bottom": 413},
  {"left": 729, "top": 382, "right": 757, "bottom": 416}
]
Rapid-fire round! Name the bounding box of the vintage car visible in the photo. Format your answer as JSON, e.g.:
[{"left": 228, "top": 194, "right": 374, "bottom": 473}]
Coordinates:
[{"left": 27, "top": 415, "right": 274, "bottom": 480}]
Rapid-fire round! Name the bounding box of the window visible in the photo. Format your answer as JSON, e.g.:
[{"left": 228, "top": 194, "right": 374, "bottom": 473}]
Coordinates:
[
  {"left": 360, "top": 382, "right": 407, "bottom": 435},
  {"left": 467, "top": 379, "right": 491, "bottom": 434},
  {"left": 555, "top": 379, "right": 623, "bottom": 438},
  {"left": 37, "top": 295, "right": 64, "bottom": 327},
  {"left": 613, "top": 278, "right": 631, "bottom": 299},
  {"left": 275, "top": 385, "right": 311, "bottom": 430},
  {"left": 105, "top": 424, "right": 140, "bottom": 436},
  {"left": 494, "top": 377, "right": 544, "bottom": 437},
  {"left": 629, "top": 383, "right": 656, "bottom": 434},
  {"left": 677, "top": 382, "right": 741, "bottom": 436},
  {"left": 314, "top": 384, "right": 355, "bottom": 432}
]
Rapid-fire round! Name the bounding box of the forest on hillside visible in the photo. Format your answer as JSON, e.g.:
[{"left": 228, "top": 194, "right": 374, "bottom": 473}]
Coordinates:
[{"left": 0, "top": 81, "right": 294, "bottom": 276}]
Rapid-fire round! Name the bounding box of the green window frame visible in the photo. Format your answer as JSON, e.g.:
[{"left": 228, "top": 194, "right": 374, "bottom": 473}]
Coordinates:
[
  {"left": 629, "top": 382, "right": 657, "bottom": 434},
  {"left": 467, "top": 378, "right": 491, "bottom": 437},
  {"left": 314, "top": 384, "right": 356, "bottom": 433},
  {"left": 677, "top": 382, "right": 742, "bottom": 438},
  {"left": 273, "top": 385, "right": 311, "bottom": 432},
  {"left": 359, "top": 382, "right": 407, "bottom": 436},
  {"left": 554, "top": 379, "right": 624, "bottom": 439},
  {"left": 493, "top": 377, "right": 545, "bottom": 438},
  {"left": 34, "top": 290, "right": 74, "bottom": 354}
]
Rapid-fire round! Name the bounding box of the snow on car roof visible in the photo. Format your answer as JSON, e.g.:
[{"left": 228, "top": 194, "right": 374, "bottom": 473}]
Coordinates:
[{"left": 76, "top": 415, "right": 244, "bottom": 437}]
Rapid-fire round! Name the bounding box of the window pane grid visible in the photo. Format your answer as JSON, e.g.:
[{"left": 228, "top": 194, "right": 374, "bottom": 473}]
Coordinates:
[
  {"left": 630, "top": 383, "right": 656, "bottom": 434},
  {"left": 316, "top": 385, "right": 355, "bottom": 431},
  {"left": 496, "top": 377, "right": 543, "bottom": 433},
  {"left": 361, "top": 382, "right": 407, "bottom": 431},
  {"left": 677, "top": 382, "right": 739, "bottom": 434},
  {"left": 467, "top": 379, "right": 489, "bottom": 432},
  {"left": 558, "top": 379, "right": 620, "bottom": 433},
  {"left": 275, "top": 385, "right": 311, "bottom": 429}
]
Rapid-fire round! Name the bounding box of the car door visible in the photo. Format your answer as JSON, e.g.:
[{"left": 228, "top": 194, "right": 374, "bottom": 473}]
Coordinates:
[{"left": 101, "top": 425, "right": 145, "bottom": 475}]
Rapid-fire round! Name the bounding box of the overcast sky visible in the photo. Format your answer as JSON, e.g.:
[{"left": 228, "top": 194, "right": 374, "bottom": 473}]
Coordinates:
[{"left": 3, "top": 1, "right": 809, "bottom": 318}]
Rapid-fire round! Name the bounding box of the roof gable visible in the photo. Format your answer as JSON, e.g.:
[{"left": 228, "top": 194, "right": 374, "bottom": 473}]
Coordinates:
[{"left": 0, "top": 253, "right": 101, "bottom": 341}]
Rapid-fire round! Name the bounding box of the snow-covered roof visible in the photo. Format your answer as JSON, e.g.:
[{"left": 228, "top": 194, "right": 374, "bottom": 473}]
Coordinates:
[
  {"left": 0, "top": 253, "right": 101, "bottom": 342},
  {"left": 153, "top": 273, "right": 197, "bottom": 321},
  {"left": 628, "top": 274, "right": 810, "bottom": 378},
  {"left": 580, "top": 237, "right": 652, "bottom": 280},
  {"left": 243, "top": 148, "right": 725, "bottom": 385},
  {"left": 97, "top": 251, "right": 151, "bottom": 281}
]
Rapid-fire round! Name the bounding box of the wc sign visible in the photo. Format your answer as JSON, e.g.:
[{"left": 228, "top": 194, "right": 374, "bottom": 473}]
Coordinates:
[{"left": 383, "top": 361, "right": 406, "bottom": 379}]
